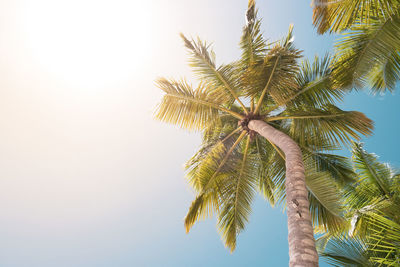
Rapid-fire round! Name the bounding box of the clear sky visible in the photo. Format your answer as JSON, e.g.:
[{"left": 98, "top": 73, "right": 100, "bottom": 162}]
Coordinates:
[{"left": 0, "top": 0, "right": 399, "bottom": 266}]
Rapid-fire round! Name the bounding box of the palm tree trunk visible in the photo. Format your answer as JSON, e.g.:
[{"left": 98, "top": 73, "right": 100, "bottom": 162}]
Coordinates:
[{"left": 248, "top": 120, "right": 319, "bottom": 267}]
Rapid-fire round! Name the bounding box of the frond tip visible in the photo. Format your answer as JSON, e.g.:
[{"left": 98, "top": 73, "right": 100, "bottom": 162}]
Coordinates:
[
  {"left": 246, "top": 0, "right": 256, "bottom": 25},
  {"left": 184, "top": 192, "right": 217, "bottom": 233}
]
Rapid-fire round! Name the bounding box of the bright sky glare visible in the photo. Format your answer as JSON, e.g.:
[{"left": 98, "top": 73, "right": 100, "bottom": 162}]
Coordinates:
[{"left": 22, "top": 0, "right": 154, "bottom": 89}]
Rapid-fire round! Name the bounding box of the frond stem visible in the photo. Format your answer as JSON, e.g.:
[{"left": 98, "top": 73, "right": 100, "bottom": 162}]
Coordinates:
[
  {"left": 221, "top": 127, "right": 242, "bottom": 143},
  {"left": 254, "top": 54, "right": 281, "bottom": 114},
  {"left": 266, "top": 113, "right": 347, "bottom": 121}
]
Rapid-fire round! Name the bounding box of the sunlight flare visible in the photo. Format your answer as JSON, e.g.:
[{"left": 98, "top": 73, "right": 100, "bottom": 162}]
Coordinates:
[{"left": 21, "top": 0, "right": 154, "bottom": 89}]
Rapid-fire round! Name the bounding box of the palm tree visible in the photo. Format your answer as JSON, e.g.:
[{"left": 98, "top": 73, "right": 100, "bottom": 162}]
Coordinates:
[
  {"left": 312, "top": 0, "right": 400, "bottom": 93},
  {"left": 317, "top": 143, "right": 400, "bottom": 266},
  {"left": 155, "top": 1, "right": 373, "bottom": 266}
]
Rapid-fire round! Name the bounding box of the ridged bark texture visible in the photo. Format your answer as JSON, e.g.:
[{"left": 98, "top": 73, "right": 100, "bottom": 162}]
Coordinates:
[{"left": 248, "top": 120, "right": 319, "bottom": 267}]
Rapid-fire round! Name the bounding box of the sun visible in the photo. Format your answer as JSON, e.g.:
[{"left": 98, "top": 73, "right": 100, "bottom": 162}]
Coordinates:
[{"left": 21, "top": 0, "right": 154, "bottom": 89}]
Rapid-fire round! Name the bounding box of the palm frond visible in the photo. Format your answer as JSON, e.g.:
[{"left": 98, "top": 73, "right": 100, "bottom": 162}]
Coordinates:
[
  {"left": 184, "top": 191, "right": 219, "bottom": 233},
  {"left": 288, "top": 54, "right": 345, "bottom": 108},
  {"left": 351, "top": 142, "right": 392, "bottom": 196},
  {"left": 312, "top": 0, "right": 399, "bottom": 34},
  {"left": 180, "top": 34, "right": 248, "bottom": 112},
  {"left": 186, "top": 126, "right": 240, "bottom": 191},
  {"left": 304, "top": 149, "right": 356, "bottom": 185},
  {"left": 367, "top": 49, "right": 400, "bottom": 93},
  {"left": 217, "top": 137, "right": 258, "bottom": 251},
  {"left": 201, "top": 109, "right": 243, "bottom": 144},
  {"left": 269, "top": 105, "right": 373, "bottom": 147},
  {"left": 239, "top": 1, "right": 267, "bottom": 68},
  {"left": 184, "top": 132, "right": 247, "bottom": 233},
  {"left": 192, "top": 132, "right": 247, "bottom": 194},
  {"left": 332, "top": 13, "right": 400, "bottom": 92},
  {"left": 365, "top": 211, "right": 400, "bottom": 266},
  {"left": 317, "top": 235, "right": 373, "bottom": 266},
  {"left": 155, "top": 78, "right": 243, "bottom": 130},
  {"left": 253, "top": 136, "right": 277, "bottom": 205},
  {"left": 304, "top": 159, "right": 346, "bottom": 233},
  {"left": 248, "top": 25, "right": 301, "bottom": 112}
]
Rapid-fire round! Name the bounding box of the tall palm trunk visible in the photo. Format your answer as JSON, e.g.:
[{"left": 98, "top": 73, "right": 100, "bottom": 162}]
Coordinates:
[{"left": 249, "top": 120, "right": 319, "bottom": 267}]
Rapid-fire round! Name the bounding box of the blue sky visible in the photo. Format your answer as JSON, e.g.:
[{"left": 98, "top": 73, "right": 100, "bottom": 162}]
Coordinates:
[{"left": 0, "top": 0, "right": 399, "bottom": 266}]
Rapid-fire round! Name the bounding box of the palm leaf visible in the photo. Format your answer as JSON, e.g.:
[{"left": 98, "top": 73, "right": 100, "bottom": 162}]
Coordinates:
[
  {"left": 304, "top": 149, "right": 356, "bottom": 185},
  {"left": 317, "top": 235, "right": 373, "bottom": 266},
  {"left": 180, "top": 34, "right": 248, "bottom": 111},
  {"left": 185, "top": 127, "right": 240, "bottom": 191},
  {"left": 268, "top": 105, "right": 374, "bottom": 147},
  {"left": 305, "top": 161, "right": 346, "bottom": 233},
  {"left": 253, "top": 136, "right": 277, "bottom": 205},
  {"left": 217, "top": 137, "right": 258, "bottom": 251},
  {"left": 184, "top": 132, "right": 247, "bottom": 233},
  {"left": 332, "top": 13, "right": 400, "bottom": 92},
  {"left": 239, "top": 1, "right": 267, "bottom": 68},
  {"left": 312, "top": 0, "right": 399, "bottom": 34},
  {"left": 155, "top": 78, "right": 243, "bottom": 130},
  {"left": 184, "top": 191, "right": 219, "bottom": 233},
  {"left": 367, "top": 50, "right": 400, "bottom": 93},
  {"left": 287, "top": 54, "right": 344, "bottom": 108},
  {"left": 366, "top": 211, "right": 400, "bottom": 266},
  {"left": 351, "top": 142, "right": 392, "bottom": 196},
  {"left": 246, "top": 25, "right": 301, "bottom": 112}
]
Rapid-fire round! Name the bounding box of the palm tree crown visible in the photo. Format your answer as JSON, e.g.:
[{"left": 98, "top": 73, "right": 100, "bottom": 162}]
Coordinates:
[{"left": 156, "top": 0, "right": 373, "bottom": 255}]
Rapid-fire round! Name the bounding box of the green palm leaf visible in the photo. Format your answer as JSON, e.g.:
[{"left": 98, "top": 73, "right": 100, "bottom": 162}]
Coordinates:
[
  {"left": 333, "top": 14, "right": 400, "bottom": 92},
  {"left": 312, "top": 0, "right": 400, "bottom": 93},
  {"left": 304, "top": 150, "right": 356, "bottom": 185},
  {"left": 268, "top": 105, "right": 373, "bottom": 147},
  {"left": 317, "top": 235, "right": 373, "bottom": 266},
  {"left": 155, "top": 78, "right": 242, "bottom": 130},
  {"left": 180, "top": 34, "right": 248, "bottom": 111},
  {"left": 366, "top": 212, "right": 400, "bottom": 266},
  {"left": 288, "top": 55, "right": 344, "bottom": 108},
  {"left": 239, "top": 0, "right": 267, "bottom": 68},
  {"left": 351, "top": 142, "right": 392, "bottom": 196},
  {"left": 245, "top": 25, "right": 301, "bottom": 111},
  {"left": 312, "top": 0, "right": 399, "bottom": 34},
  {"left": 253, "top": 136, "right": 277, "bottom": 205},
  {"left": 304, "top": 154, "right": 347, "bottom": 233},
  {"left": 217, "top": 137, "right": 258, "bottom": 251}
]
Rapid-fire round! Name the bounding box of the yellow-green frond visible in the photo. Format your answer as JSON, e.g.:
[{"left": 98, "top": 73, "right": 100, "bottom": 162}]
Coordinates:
[
  {"left": 269, "top": 105, "right": 373, "bottom": 147},
  {"left": 304, "top": 155, "right": 347, "bottom": 233},
  {"left": 332, "top": 14, "right": 400, "bottom": 92},
  {"left": 245, "top": 42, "right": 301, "bottom": 112},
  {"left": 240, "top": 1, "right": 267, "bottom": 68},
  {"left": 217, "top": 136, "right": 258, "bottom": 252},
  {"left": 184, "top": 192, "right": 218, "bottom": 233},
  {"left": 180, "top": 34, "right": 249, "bottom": 113},
  {"left": 155, "top": 78, "right": 242, "bottom": 130},
  {"left": 312, "top": 0, "right": 399, "bottom": 34}
]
